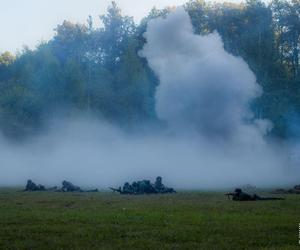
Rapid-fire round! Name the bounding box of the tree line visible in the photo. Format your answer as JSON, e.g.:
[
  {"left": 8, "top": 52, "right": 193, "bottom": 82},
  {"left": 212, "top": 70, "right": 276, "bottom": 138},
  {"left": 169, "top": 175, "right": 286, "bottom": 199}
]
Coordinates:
[{"left": 0, "top": 0, "right": 299, "bottom": 138}]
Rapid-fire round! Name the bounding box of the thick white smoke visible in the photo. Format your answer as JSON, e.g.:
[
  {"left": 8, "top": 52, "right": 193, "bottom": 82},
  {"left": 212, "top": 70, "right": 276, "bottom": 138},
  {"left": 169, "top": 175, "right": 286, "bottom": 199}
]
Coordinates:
[
  {"left": 140, "top": 8, "right": 270, "bottom": 142},
  {"left": 0, "top": 8, "right": 299, "bottom": 190}
]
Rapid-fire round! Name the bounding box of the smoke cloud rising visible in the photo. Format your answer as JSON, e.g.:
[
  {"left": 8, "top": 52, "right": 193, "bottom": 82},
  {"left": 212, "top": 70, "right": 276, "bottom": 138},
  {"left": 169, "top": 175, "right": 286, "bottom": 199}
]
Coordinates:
[
  {"left": 141, "top": 8, "right": 269, "bottom": 141},
  {"left": 0, "top": 8, "right": 299, "bottom": 189}
]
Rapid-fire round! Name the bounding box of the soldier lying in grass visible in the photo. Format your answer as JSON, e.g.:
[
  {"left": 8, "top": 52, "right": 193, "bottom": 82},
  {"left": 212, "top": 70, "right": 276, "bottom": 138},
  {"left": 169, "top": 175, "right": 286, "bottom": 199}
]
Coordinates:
[{"left": 225, "top": 188, "right": 284, "bottom": 201}]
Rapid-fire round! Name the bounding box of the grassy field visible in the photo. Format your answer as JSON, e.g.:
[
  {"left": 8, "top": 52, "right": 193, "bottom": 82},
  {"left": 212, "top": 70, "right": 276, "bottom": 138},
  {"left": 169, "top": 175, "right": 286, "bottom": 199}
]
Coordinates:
[{"left": 0, "top": 189, "right": 299, "bottom": 249}]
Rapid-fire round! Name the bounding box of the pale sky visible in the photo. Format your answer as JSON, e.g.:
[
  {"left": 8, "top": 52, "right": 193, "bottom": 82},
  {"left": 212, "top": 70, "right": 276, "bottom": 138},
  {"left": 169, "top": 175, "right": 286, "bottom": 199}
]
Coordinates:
[{"left": 0, "top": 0, "right": 247, "bottom": 53}]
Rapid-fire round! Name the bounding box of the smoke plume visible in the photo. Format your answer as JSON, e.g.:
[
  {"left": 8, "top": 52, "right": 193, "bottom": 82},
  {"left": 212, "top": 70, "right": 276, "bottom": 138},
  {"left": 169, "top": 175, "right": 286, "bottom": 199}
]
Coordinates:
[{"left": 140, "top": 8, "right": 270, "bottom": 142}]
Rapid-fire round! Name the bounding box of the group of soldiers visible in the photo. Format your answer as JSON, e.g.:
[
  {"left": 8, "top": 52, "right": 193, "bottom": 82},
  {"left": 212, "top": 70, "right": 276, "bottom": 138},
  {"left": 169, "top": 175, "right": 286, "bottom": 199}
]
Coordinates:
[
  {"left": 110, "top": 176, "right": 176, "bottom": 195},
  {"left": 25, "top": 177, "right": 175, "bottom": 194},
  {"left": 24, "top": 179, "right": 287, "bottom": 201},
  {"left": 24, "top": 180, "right": 98, "bottom": 192}
]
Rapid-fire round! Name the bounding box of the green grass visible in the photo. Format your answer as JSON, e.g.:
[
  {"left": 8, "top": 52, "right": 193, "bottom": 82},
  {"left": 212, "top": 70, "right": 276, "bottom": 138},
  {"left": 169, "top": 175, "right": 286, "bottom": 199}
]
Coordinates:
[{"left": 0, "top": 190, "right": 299, "bottom": 249}]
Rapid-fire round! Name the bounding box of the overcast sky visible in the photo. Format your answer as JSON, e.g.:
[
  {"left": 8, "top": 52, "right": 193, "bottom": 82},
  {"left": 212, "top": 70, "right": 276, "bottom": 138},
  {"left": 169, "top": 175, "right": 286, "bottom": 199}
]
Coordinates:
[{"left": 0, "top": 0, "right": 248, "bottom": 53}]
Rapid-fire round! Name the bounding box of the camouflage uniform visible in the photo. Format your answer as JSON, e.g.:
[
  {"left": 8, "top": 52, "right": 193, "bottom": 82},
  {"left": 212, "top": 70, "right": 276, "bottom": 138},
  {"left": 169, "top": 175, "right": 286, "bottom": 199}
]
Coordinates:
[
  {"left": 61, "top": 181, "right": 82, "bottom": 192},
  {"left": 25, "top": 180, "right": 46, "bottom": 191}
]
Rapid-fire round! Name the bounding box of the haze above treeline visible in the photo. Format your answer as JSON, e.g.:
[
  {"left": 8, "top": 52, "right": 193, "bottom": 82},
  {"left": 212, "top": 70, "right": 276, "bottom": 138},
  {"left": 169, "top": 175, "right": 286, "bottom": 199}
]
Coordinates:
[{"left": 0, "top": 0, "right": 299, "bottom": 139}]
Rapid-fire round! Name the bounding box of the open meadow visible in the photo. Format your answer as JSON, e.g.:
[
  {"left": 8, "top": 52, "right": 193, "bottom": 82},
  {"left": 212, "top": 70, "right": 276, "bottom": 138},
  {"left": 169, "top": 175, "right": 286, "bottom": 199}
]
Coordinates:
[{"left": 0, "top": 189, "right": 299, "bottom": 249}]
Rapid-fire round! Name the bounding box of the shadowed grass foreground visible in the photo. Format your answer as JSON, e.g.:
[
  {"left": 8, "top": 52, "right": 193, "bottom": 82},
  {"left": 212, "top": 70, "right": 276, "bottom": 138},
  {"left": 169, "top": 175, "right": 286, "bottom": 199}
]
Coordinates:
[{"left": 0, "top": 190, "right": 299, "bottom": 249}]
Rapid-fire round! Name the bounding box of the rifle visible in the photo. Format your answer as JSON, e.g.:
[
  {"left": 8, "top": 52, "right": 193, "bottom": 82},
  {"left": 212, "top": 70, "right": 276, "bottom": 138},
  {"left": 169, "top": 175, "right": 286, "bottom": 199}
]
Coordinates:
[
  {"left": 109, "top": 187, "right": 123, "bottom": 194},
  {"left": 225, "top": 192, "right": 235, "bottom": 200}
]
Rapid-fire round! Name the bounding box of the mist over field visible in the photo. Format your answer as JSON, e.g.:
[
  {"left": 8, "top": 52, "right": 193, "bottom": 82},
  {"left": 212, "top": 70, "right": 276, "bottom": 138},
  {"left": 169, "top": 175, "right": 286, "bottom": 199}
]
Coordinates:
[
  {"left": 0, "top": 117, "right": 297, "bottom": 189},
  {"left": 0, "top": 8, "right": 299, "bottom": 189}
]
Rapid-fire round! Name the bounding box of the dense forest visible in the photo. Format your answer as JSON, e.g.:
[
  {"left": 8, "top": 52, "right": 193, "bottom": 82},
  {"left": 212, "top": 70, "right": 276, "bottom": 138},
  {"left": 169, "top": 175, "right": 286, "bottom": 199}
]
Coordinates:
[{"left": 0, "top": 0, "right": 299, "bottom": 139}]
